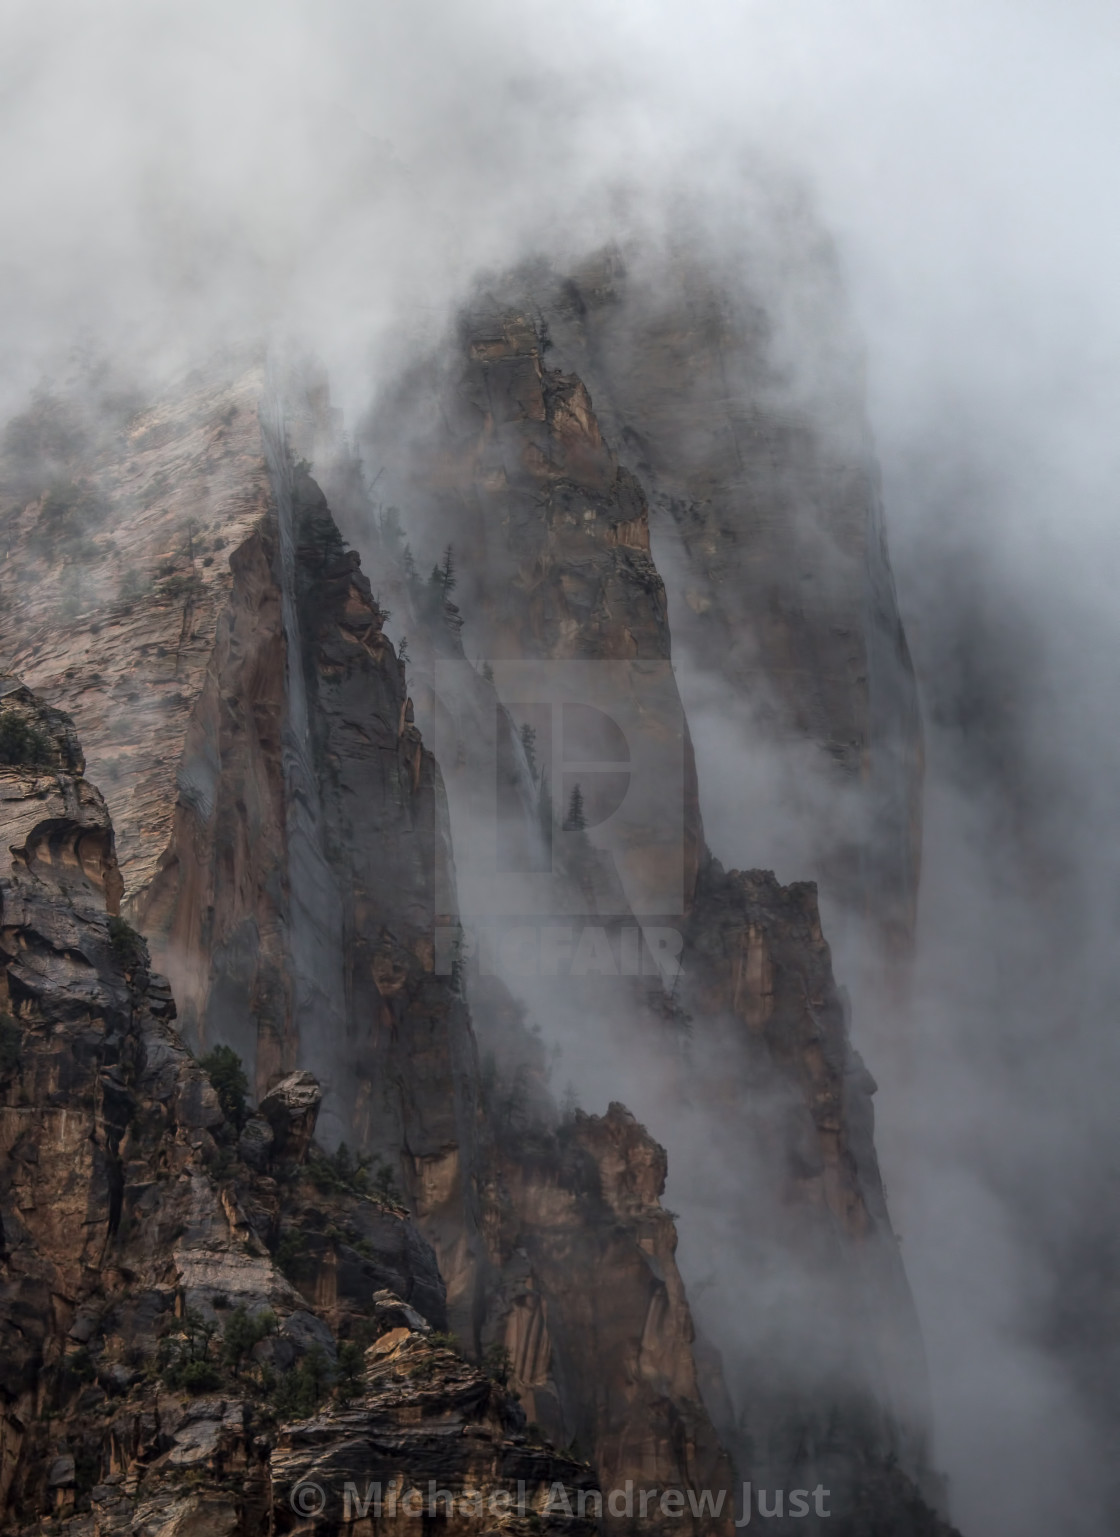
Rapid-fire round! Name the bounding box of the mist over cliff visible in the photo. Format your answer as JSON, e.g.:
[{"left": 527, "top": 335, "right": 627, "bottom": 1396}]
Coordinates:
[{"left": 2, "top": 3, "right": 1119, "bottom": 1535}]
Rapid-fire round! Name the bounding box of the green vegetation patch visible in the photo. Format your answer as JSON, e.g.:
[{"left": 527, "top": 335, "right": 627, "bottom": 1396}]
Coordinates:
[
  {"left": 198, "top": 1044, "right": 249, "bottom": 1129},
  {"left": 0, "top": 710, "right": 52, "bottom": 768}
]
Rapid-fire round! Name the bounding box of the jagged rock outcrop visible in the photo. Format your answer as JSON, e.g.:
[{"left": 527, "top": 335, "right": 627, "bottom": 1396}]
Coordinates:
[
  {"left": 257, "top": 1071, "right": 322, "bottom": 1164},
  {"left": 352, "top": 305, "right": 705, "bottom": 915},
  {"left": 673, "top": 859, "right": 937, "bottom": 1508},
  {"left": 0, "top": 685, "right": 124, "bottom": 926},
  {"left": 0, "top": 404, "right": 744, "bottom": 1528},
  {"left": 365, "top": 243, "right": 922, "bottom": 964},
  {"left": 271, "top": 1329, "right": 600, "bottom": 1537},
  {"left": 0, "top": 367, "right": 479, "bottom": 1271},
  {"left": 0, "top": 690, "right": 599, "bottom": 1535},
  {"left": 480, "top": 1098, "right": 735, "bottom": 1535},
  {"left": 0, "top": 330, "right": 955, "bottom": 1534},
  {"left": 359, "top": 295, "right": 949, "bottom": 1529},
  {"left": 530, "top": 246, "right": 923, "bottom": 962},
  {"left": 427, "top": 313, "right": 671, "bottom": 664}
]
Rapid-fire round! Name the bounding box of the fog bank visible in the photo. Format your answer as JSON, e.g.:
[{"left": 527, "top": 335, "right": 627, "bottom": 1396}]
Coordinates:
[{"left": 3, "top": 4, "right": 1120, "bottom": 1533}]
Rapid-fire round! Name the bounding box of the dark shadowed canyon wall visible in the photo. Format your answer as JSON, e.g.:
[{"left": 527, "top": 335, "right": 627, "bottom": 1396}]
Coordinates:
[{"left": 0, "top": 236, "right": 954, "bottom": 1532}]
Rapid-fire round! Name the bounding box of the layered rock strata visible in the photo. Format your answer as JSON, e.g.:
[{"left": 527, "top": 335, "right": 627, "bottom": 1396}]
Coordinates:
[
  {"left": 365, "top": 247, "right": 922, "bottom": 962},
  {"left": 0, "top": 401, "right": 740, "bottom": 1527},
  {"left": 358, "top": 300, "right": 943, "bottom": 1519},
  {"left": 0, "top": 690, "right": 600, "bottom": 1535},
  {"left": 0, "top": 367, "right": 477, "bottom": 1234},
  {"left": 0, "top": 327, "right": 955, "bottom": 1534}
]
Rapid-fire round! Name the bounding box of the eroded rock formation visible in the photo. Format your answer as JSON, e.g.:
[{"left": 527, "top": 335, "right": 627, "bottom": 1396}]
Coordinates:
[
  {"left": 0, "top": 690, "right": 600, "bottom": 1535},
  {"left": 2, "top": 442, "right": 743, "bottom": 1524},
  {"left": 358, "top": 289, "right": 946, "bottom": 1523},
  {"left": 0, "top": 297, "right": 957, "bottom": 1535},
  {"left": 528, "top": 247, "right": 924, "bottom": 960},
  {"left": 0, "top": 369, "right": 480, "bottom": 1277}
]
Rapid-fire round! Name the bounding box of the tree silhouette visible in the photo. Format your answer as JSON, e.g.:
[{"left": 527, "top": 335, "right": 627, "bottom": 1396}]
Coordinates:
[
  {"left": 378, "top": 505, "right": 404, "bottom": 550},
  {"left": 520, "top": 723, "right": 538, "bottom": 781},
  {"left": 425, "top": 542, "right": 462, "bottom": 631},
  {"left": 538, "top": 771, "right": 553, "bottom": 847},
  {"left": 198, "top": 1044, "right": 249, "bottom": 1129},
  {"left": 563, "top": 782, "right": 586, "bottom": 831}
]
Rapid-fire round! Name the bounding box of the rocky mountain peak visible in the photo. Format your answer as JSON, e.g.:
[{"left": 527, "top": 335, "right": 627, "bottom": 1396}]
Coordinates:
[{"left": 0, "top": 313, "right": 958, "bottom": 1532}]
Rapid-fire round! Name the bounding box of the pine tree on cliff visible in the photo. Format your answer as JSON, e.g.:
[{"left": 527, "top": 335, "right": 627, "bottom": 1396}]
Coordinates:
[
  {"left": 520, "top": 722, "right": 538, "bottom": 782},
  {"left": 425, "top": 543, "right": 463, "bottom": 635},
  {"left": 429, "top": 543, "right": 456, "bottom": 598},
  {"left": 378, "top": 504, "right": 404, "bottom": 551},
  {"left": 563, "top": 782, "right": 586, "bottom": 831},
  {"left": 198, "top": 1044, "right": 249, "bottom": 1129},
  {"left": 538, "top": 770, "right": 553, "bottom": 850}
]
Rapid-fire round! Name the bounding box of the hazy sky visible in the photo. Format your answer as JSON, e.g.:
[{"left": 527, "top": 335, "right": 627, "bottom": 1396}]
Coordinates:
[
  {"left": 3, "top": 0, "right": 1116, "bottom": 446},
  {"left": 3, "top": 4, "right": 1119, "bottom": 1534}
]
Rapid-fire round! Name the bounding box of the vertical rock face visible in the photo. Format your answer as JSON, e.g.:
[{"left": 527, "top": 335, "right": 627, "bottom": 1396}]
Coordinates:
[
  {"left": 674, "top": 860, "right": 934, "bottom": 1500},
  {"left": 0, "top": 380, "right": 742, "bottom": 1525},
  {"left": 0, "top": 699, "right": 138, "bottom": 1446},
  {"left": 0, "top": 364, "right": 277, "bottom": 928},
  {"left": 0, "top": 686, "right": 605, "bottom": 1536},
  {"left": 451, "top": 248, "right": 922, "bottom": 961},
  {"left": 0, "top": 371, "right": 475, "bottom": 1191},
  {"left": 539, "top": 248, "right": 923, "bottom": 956},
  {"left": 426, "top": 313, "right": 672, "bottom": 665},
  {"left": 0, "top": 274, "right": 954, "bottom": 1532},
  {"left": 358, "top": 305, "right": 704, "bottom": 909},
  {"left": 481, "top": 1096, "right": 735, "bottom": 1534},
  {"left": 361, "top": 282, "right": 944, "bottom": 1522}
]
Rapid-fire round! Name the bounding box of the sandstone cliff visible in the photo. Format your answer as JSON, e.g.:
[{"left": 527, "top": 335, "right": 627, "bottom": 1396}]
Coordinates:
[
  {"left": 369, "top": 245, "right": 921, "bottom": 964},
  {"left": 530, "top": 245, "right": 924, "bottom": 963},
  {"left": 0, "top": 329, "right": 956, "bottom": 1535},
  {"left": 0, "top": 367, "right": 480, "bottom": 1269},
  {"left": 0, "top": 687, "right": 602, "bottom": 1535},
  {"left": 0, "top": 385, "right": 741, "bottom": 1529},
  {"left": 357, "top": 295, "right": 945, "bottom": 1522}
]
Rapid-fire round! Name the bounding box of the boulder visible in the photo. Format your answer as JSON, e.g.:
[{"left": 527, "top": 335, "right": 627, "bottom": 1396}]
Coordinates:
[
  {"left": 369, "top": 1288, "right": 432, "bottom": 1337},
  {"left": 237, "top": 1114, "right": 274, "bottom": 1172},
  {"left": 259, "top": 1071, "right": 322, "bottom": 1163}
]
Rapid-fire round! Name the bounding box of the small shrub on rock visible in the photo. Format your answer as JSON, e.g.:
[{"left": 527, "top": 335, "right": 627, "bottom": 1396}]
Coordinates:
[
  {"left": 222, "top": 1305, "right": 277, "bottom": 1376},
  {"left": 307, "top": 1141, "right": 371, "bottom": 1197},
  {"left": 0, "top": 710, "right": 51, "bottom": 767},
  {"left": 158, "top": 1308, "right": 221, "bottom": 1393},
  {"left": 336, "top": 1341, "right": 365, "bottom": 1402},
  {"left": 483, "top": 1343, "right": 513, "bottom": 1386},
  {"left": 173, "top": 1359, "right": 223, "bottom": 1394},
  {"left": 199, "top": 1044, "right": 249, "bottom": 1129},
  {"left": 427, "top": 1332, "right": 461, "bottom": 1354},
  {"left": 107, "top": 917, "right": 147, "bottom": 973},
  {"left": 272, "top": 1231, "right": 314, "bottom": 1283},
  {"left": 271, "top": 1345, "right": 335, "bottom": 1420}
]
